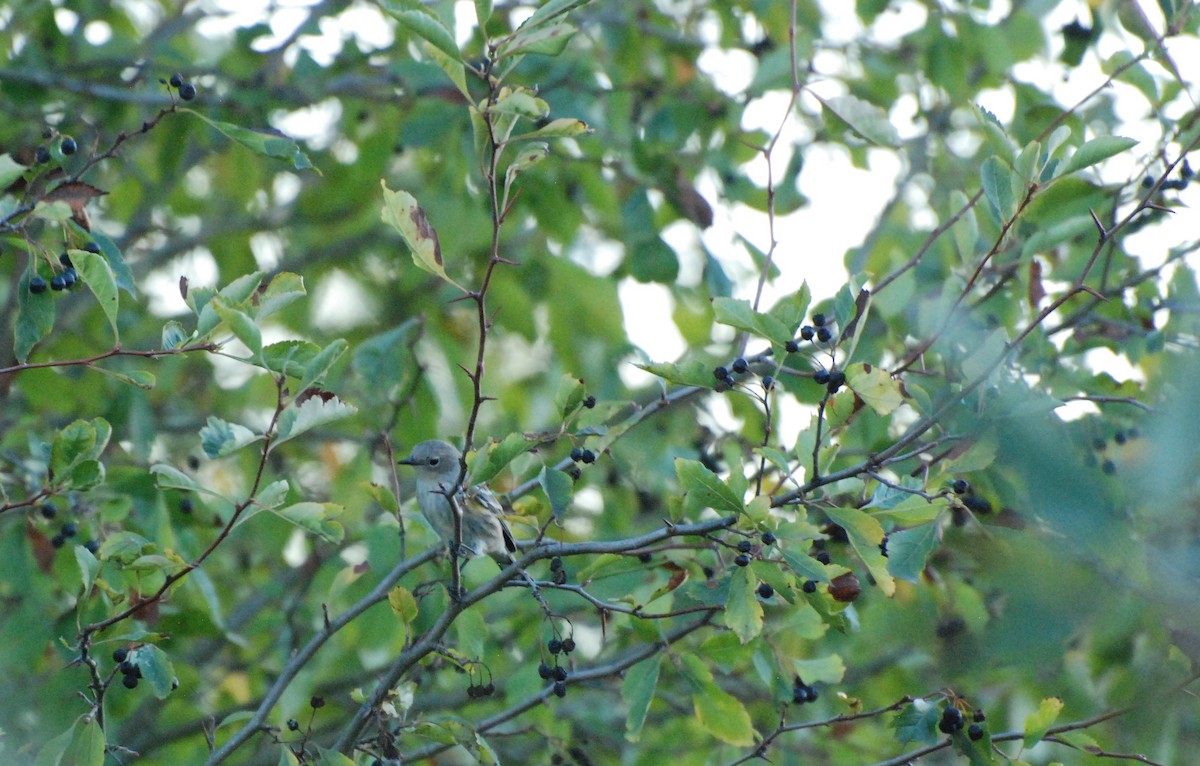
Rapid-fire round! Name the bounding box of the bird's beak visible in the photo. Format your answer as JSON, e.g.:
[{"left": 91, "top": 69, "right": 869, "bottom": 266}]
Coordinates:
[{"left": 397, "top": 456, "right": 416, "bottom": 465}]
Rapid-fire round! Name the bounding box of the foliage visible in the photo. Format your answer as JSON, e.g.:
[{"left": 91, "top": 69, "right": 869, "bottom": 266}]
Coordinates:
[{"left": 1, "top": 1, "right": 1199, "bottom": 765}]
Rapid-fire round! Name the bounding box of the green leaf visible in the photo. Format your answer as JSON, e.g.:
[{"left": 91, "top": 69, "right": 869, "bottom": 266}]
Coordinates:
[
  {"left": 622, "top": 655, "right": 661, "bottom": 742},
  {"left": 712, "top": 297, "right": 791, "bottom": 345},
  {"left": 274, "top": 502, "right": 345, "bottom": 543},
  {"left": 388, "top": 585, "right": 418, "bottom": 625},
  {"left": 676, "top": 458, "right": 744, "bottom": 515},
  {"left": 51, "top": 420, "right": 97, "bottom": 479},
  {"left": 262, "top": 340, "right": 323, "bottom": 378},
  {"left": 510, "top": 0, "right": 590, "bottom": 36},
  {"left": 150, "top": 464, "right": 228, "bottom": 499},
  {"left": 961, "top": 327, "right": 1009, "bottom": 382},
  {"left": 814, "top": 93, "right": 901, "bottom": 147},
  {"left": 212, "top": 298, "right": 262, "bottom": 358},
  {"left": 891, "top": 698, "right": 941, "bottom": 746},
  {"left": 67, "top": 460, "right": 104, "bottom": 491},
  {"left": 845, "top": 363, "right": 905, "bottom": 415},
  {"left": 313, "top": 747, "right": 358, "bottom": 766},
  {"left": 62, "top": 714, "right": 106, "bottom": 766},
  {"left": 381, "top": 181, "right": 460, "bottom": 289},
  {"left": 93, "top": 366, "right": 156, "bottom": 389},
  {"left": 255, "top": 479, "right": 290, "bottom": 509},
  {"left": 886, "top": 523, "right": 940, "bottom": 582},
  {"left": 186, "top": 111, "right": 315, "bottom": 171},
  {"left": 0, "top": 152, "right": 25, "bottom": 190},
  {"left": 791, "top": 654, "right": 846, "bottom": 683},
  {"left": 74, "top": 229, "right": 136, "bottom": 296},
  {"left": 72, "top": 250, "right": 119, "bottom": 340},
  {"left": 555, "top": 374, "right": 586, "bottom": 418},
  {"left": 470, "top": 433, "right": 530, "bottom": 484},
  {"left": 297, "top": 338, "right": 349, "bottom": 392},
  {"left": 75, "top": 544, "right": 100, "bottom": 592},
  {"left": 724, "top": 565, "right": 764, "bottom": 643},
  {"left": 1059, "top": 136, "right": 1138, "bottom": 176},
  {"left": 136, "top": 644, "right": 177, "bottom": 699},
  {"left": 379, "top": 0, "right": 462, "bottom": 62},
  {"left": 1023, "top": 697, "right": 1063, "bottom": 748},
  {"left": 870, "top": 494, "right": 948, "bottom": 525},
  {"left": 681, "top": 655, "right": 756, "bottom": 746},
  {"left": 823, "top": 505, "right": 894, "bottom": 596},
  {"left": 491, "top": 90, "right": 550, "bottom": 119},
  {"left": 950, "top": 190, "right": 979, "bottom": 262},
  {"left": 498, "top": 21, "right": 578, "bottom": 58},
  {"left": 161, "top": 320, "right": 189, "bottom": 349},
  {"left": 455, "top": 606, "right": 487, "bottom": 659},
  {"left": 199, "top": 417, "right": 263, "bottom": 458},
  {"left": 539, "top": 465, "right": 574, "bottom": 519},
  {"left": 254, "top": 272, "right": 306, "bottom": 320},
  {"left": 766, "top": 284, "right": 811, "bottom": 338},
  {"left": 474, "top": 0, "right": 492, "bottom": 25},
  {"left": 980, "top": 155, "right": 1016, "bottom": 221},
  {"left": 274, "top": 395, "right": 357, "bottom": 447},
  {"left": 512, "top": 117, "right": 592, "bottom": 142},
  {"left": 635, "top": 360, "right": 717, "bottom": 389},
  {"left": 14, "top": 266, "right": 56, "bottom": 363}
]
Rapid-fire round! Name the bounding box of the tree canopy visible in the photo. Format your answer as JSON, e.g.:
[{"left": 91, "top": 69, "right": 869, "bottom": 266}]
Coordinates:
[{"left": 2, "top": 1, "right": 1199, "bottom": 764}]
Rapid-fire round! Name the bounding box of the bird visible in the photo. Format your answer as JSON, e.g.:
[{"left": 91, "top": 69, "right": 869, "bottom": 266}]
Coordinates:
[{"left": 397, "top": 440, "right": 517, "bottom": 559}]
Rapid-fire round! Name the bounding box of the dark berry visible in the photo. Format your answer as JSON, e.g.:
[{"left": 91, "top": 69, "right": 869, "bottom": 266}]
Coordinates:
[
  {"left": 580, "top": 449, "right": 596, "bottom": 464},
  {"left": 481, "top": 682, "right": 494, "bottom": 696},
  {"left": 62, "top": 268, "right": 77, "bottom": 288},
  {"left": 792, "top": 688, "right": 807, "bottom": 704},
  {"left": 734, "top": 553, "right": 751, "bottom": 567},
  {"left": 552, "top": 666, "right": 568, "bottom": 682},
  {"left": 467, "top": 684, "right": 481, "bottom": 699},
  {"left": 582, "top": 395, "right": 596, "bottom": 408},
  {"left": 732, "top": 357, "right": 748, "bottom": 374},
  {"left": 967, "top": 723, "right": 983, "bottom": 740},
  {"left": 51, "top": 534, "right": 66, "bottom": 548},
  {"left": 1114, "top": 430, "right": 1127, "bottom": 444},
  {"left": 1141, "top": 176, "right": 1155, "bottom": 189},
  {"left": 570, "top": 447, "right": 584, "bottom": 462},
  {"left": 179, "top": 82, "right": 197, "bottom": 100},
  {"left": 548, "top": 639, "right": 563, "bottom": 654},
  {"left": 952, "top": 479, "right": 969, "bottom": 495},
  {"left": 813, "top": 369, "right": 830, "bottom": 385},
  {"left": 816, "top": 326, "right": 832, "bottom": 343},
  {"left": 553, "top": 681, "right": 567, "bottom": 698},
  {"left": 120, "top": 660, "right": 137, "bottom": 675},
  {"left": 287, "top": 718, "right": 299, "bottom": 731},
  {"left": 785, "top": 340, "right": 800, "bottom": 353},
  {"left": 713, "top": 366, "right": 729, "bottom": 381},
  {"left": 802, "top": 579, "right": 817, "bottom": 593},
  {"left": 180, "top": 498, "right": 194, "bottom": 514},
  {"left": 550, "top": 556, "right": 563, "bottom": 572},
  {"left": 812, "top": 313, "right": 826, "bottom": 327},
  {"left": 83, "top": 241, "right": 101, "bottom": 254},
  {"left": 552, "top": 569, "right": 567, "bottom": 585},
  {"left": 35, "top": 146, "right": 51, "bottom": 164},
  {"left": 310, "top": 695, "right": 325, "bottom": 709},
  {"left": 761, "top": 531, "right": 776, "bottom": 545},
  {"left": 756, "top": 582, "right": 774, "bottom": 598},
  {"left": 1101, "top": 459, "right": 1116, "bottom": 475},
  {"left": 737, "top": 540, "right": 753, "bottom": 553},
  {"left": 538, "top": 662, "right": 553, "bottom": 679},
  {"left": 638, "top": 552, "right": 652, "bottom": 563},
  {"left": 29, "top": 276, "right": 47, "bottom": 294},
  {"left": 59, "top": 252, "right": 73, "bottom": 267},
  {"left": 112, "top": 648, "right": 128, "bottom": 663},
  {"left": 62, "top": 523, "right": 78, "bottom": 538},
  {"left": 84, "top": 539, "right": 99, "bottom": 555},
  {"left": 60, "top": 137, "right": 77, "bottom": 155},
  {"left": 973, "top": 709, "right": 986, "bottom": 722},
  {"left": 561, "top": 638, "right": 575, "bottom": 653},
  {"left": 122, "top": 675, "right": 139, "bottom": 689},
  {"left": 762, "top": 375, "right": 774, "bottom": 389},
  {"left": 40, "top": 503, "right": 57, "bottom": 519},
  {"left": 826, "top": 370, "right": 846, "bottom": 393},
  {"left": 815, "top": 551, "right": 831, "bottom": 565},
  {"left": 942, "top": 706, "right": 964, "bottom": 726},
  {"left": 938, "top": 718, "right": 957, "bottom": 734},
  {"left": 51, "top": 274, "right": 67, "bottom": 291},
  {"left": 702, "top": 566, "right": 714, "bottom": 578},
  {"left": 804, "top": 685, "right": 818, "bottom": 702},
  {"left": 878, "top": 536, "right": 888, "bottom": 557},
  {"left": 169, "top": 73, "right": 184, "bottom": 88},
  {"left": 1092, "top": 437, "right": 1107, "bottom": 451},
  {"left": 800, "top": 325, "right": 815, "bottom": 340}
]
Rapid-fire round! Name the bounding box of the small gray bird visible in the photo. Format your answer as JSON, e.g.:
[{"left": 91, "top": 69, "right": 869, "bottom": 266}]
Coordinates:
[{"left": 398, "top": 440, "right": 517, "bottom": 558}]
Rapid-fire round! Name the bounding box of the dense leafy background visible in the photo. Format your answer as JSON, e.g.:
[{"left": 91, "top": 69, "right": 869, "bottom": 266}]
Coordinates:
[{"left": 1, "top": 1, "right": 1199, "bottom": 764}]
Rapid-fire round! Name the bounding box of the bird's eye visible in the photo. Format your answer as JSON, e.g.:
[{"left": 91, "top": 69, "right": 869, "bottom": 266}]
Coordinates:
[{"left": 428, "top": 457, "right": 440, "bottom": 466}]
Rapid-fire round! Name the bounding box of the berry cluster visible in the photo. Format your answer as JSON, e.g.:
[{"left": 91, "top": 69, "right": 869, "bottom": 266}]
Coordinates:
[
  {"left": 34, "top": 134, "right": 78, "bottom": 165},
  {"left": 569, "top": 447, "right": 596, "bottom": 464},
  {"left": 113, "top": 648, "right": 142, "bottom": 689},
  {"left": 1142, "top": 159, "right": 1193, "bottom": 192},
  {"left": 712, "top": 356, "right": 774, "bottom": 393},
  {"left": 937, "top": 704, "right": 964, "bottom": 734},
  {"left": 538, "top": 633, "right": 577, "bottom": 698},
  {"left": 28, "top": 245, "right": 96, "bottom": 295},
  {"left": 466, "top": 675, "right": 496, "bottom": 699},
  {"left": 548, "top": 555, "right": 568, "bottom": 585},
  {"left": 792, "top": 676, "right": 819, "bottom": 705},
  {"left": 167, "top": 72, "right": 197, "bottom": 101}
]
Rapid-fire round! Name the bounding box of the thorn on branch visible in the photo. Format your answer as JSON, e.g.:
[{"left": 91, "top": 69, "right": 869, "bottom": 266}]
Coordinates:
[{"left": 1088, "top": 208, "right": 1107, "bottom": 241}]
